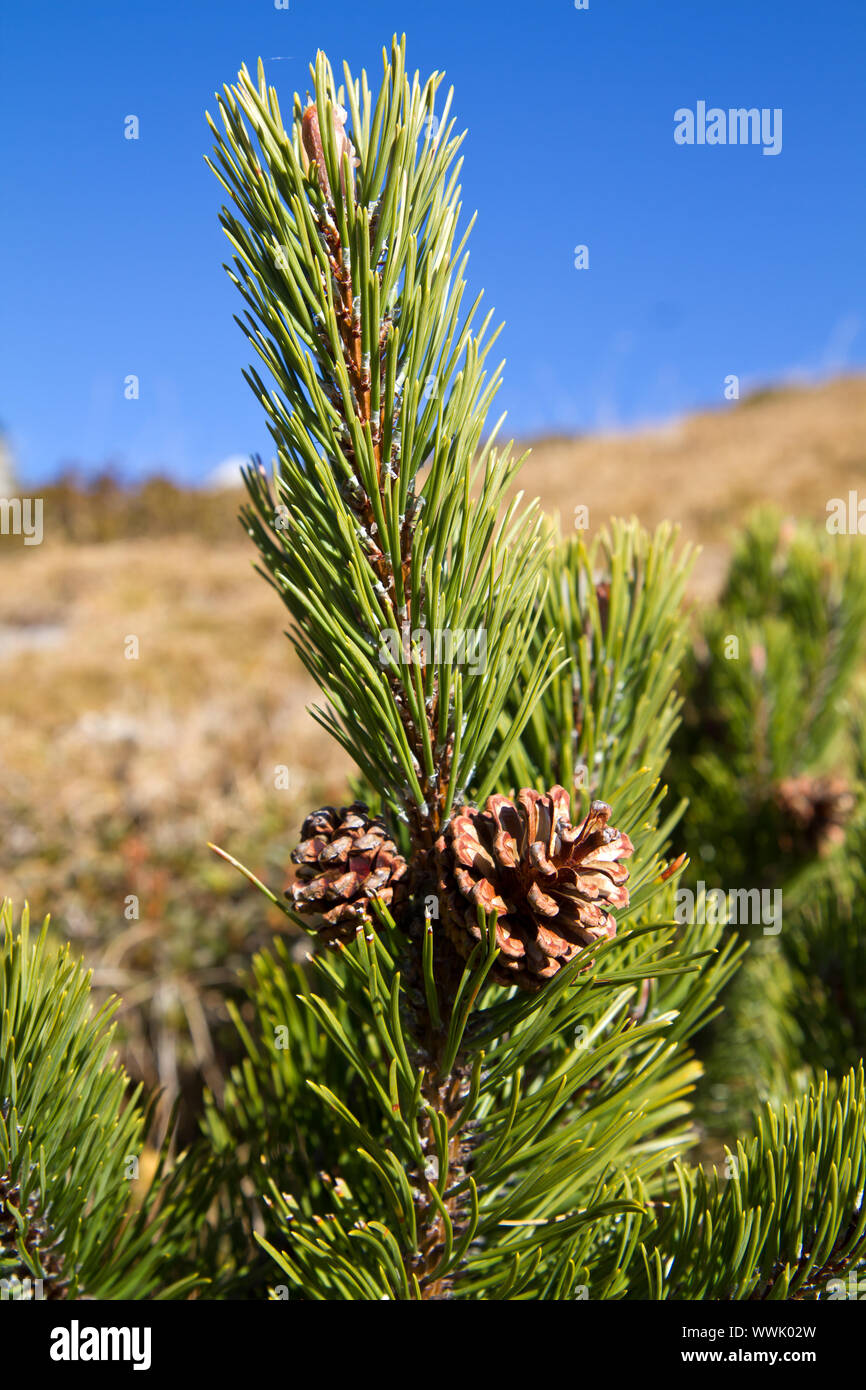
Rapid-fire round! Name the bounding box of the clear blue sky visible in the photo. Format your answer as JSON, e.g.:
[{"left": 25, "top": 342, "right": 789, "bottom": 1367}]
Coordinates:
[{"left": 2, "top": 0, "right": 864, "bottom": 486}]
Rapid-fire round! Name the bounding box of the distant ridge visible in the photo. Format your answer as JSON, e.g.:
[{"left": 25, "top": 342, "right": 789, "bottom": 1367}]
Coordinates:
[{"left": 514, "top": 374, "right": 866, "bottom": 594}]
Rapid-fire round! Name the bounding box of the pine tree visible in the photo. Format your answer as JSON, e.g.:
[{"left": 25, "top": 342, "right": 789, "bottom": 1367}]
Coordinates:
[
  {"left": 192, "top": 39, "right": 866, "bottom": 1300},
  {"left": 3, "top": 36, "right": 864, "bottom": 1306},
  {"left": 669, "top": 510, "right": 866, "bottom": 1134}
]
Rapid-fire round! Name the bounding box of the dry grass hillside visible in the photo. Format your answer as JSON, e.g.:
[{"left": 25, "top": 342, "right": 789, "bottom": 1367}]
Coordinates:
[
  {"left": 0, "top": 537, "right": 350, "bottom": 1132},
  {"left": 516, "top": 375, "right": 866, "bottom": 595},
  {"left": 1, "top": 373, "right": 864, "bottom": 1128}
]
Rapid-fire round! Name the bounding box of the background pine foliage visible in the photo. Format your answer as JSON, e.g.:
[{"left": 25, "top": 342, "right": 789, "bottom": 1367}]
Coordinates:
[{"left": 0, "top": 902, "right": 199, "bottom": 1300}]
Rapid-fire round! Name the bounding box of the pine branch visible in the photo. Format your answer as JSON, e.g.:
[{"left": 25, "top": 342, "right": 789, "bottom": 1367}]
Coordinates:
[
  {"left": 670, "top": 508, "right": 866, "bottom": 886},
  {"left": 0, "top": 900, "right": 201, "bottom": 1300},
  {"left": 206, "top": 37, "right": 570, "bottom": 1297},
  {"left": 207, "top": 39, "right": 558, "bottom": 858},
  {"left": 200, "top": 861, "right": 746, "bottom": 1299},
  {"left": 485, "top": 519, "right": 695, "bottom": 814},
  {"left": 629, "top": 1066, "right": 866, "bottom": 1300}
]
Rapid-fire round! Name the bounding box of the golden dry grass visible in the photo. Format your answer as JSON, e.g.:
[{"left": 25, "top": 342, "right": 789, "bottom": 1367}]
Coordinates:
[
  {"left": 516, "top": 374, "right": 866, "bottom": 595},
  {"left": 0, "top": 537, "right": 349, "bottom": 908},
  {"left": 0, "top": 537, "right": 348, "bottom": 1131}
]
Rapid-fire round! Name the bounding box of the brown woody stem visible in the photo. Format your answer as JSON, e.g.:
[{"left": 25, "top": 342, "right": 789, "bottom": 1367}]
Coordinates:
[
  {"left": 402, "top": 907, "right": 472, "bottom": 1299},
  {"left": 315, "top": 186, "right": 466, "bottom": 1297}
]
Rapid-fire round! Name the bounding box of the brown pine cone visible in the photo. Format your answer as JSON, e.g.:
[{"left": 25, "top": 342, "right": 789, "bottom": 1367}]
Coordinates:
[
  {"left": 435, "top": 786, "right": 633, "bottom": 991},
  {"left": 289, "top": 802, "right": 408, "bottom": 942},
  {"left": 773, "top": 774, "right": 854, "bottom": 856}
]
